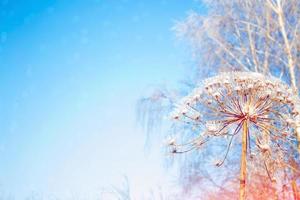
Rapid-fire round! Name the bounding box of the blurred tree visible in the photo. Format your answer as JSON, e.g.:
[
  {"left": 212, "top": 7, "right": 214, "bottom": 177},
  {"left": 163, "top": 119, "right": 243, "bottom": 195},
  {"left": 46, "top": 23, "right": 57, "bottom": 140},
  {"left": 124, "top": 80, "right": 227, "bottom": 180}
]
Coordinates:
[{"left": 174, "top": 0, "right": 300, "bottom": 138}]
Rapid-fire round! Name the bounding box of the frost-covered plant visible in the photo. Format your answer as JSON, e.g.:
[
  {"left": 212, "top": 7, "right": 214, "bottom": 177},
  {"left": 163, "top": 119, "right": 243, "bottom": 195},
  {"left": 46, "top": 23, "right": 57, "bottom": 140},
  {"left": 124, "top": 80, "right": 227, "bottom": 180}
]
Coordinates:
[
  {"left": 173, "top": 0, "right": 300, "bottom": 154},
  {"left": 169, "top": 71, "right": 300, "bottom": 200}
]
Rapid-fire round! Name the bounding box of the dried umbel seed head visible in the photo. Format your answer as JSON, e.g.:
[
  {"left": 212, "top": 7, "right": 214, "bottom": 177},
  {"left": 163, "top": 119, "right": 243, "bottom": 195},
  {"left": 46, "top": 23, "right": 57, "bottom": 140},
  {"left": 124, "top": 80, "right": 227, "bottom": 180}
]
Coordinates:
[{"left": 169, "top": 72, "right": 300, "bottom": 165}]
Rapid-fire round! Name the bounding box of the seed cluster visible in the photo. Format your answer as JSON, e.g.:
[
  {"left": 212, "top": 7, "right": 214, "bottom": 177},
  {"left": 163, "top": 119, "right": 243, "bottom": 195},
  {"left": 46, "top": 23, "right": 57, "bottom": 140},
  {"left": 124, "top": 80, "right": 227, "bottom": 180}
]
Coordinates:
[{"left": 169, "top": 72, "right": 300, "bottom": 162}]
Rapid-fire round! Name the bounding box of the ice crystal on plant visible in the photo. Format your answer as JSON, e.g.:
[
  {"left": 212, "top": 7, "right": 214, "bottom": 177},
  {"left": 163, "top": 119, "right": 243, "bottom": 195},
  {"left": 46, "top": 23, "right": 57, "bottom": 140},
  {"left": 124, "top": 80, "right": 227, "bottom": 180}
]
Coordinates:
[{"left": 169, "top": 72, "right": 300, "bottom": 163}]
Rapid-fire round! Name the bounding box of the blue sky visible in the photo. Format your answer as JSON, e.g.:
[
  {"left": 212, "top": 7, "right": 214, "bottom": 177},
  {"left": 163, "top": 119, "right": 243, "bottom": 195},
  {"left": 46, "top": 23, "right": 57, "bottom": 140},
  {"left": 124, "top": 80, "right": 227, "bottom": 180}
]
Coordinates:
[{"left": 0, "top": 0, "right": 204, "bottom": 198}]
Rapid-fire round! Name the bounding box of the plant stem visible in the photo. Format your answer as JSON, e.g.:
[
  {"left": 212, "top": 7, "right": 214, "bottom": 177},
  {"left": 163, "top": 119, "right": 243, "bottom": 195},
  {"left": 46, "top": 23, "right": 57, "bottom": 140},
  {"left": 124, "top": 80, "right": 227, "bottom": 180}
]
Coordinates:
[
  {"left": 292, "top": 180, "right": 298, "bottom": 200},
  {"left": 240, "top": 120, "right": 248, "bottom": 200}
]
